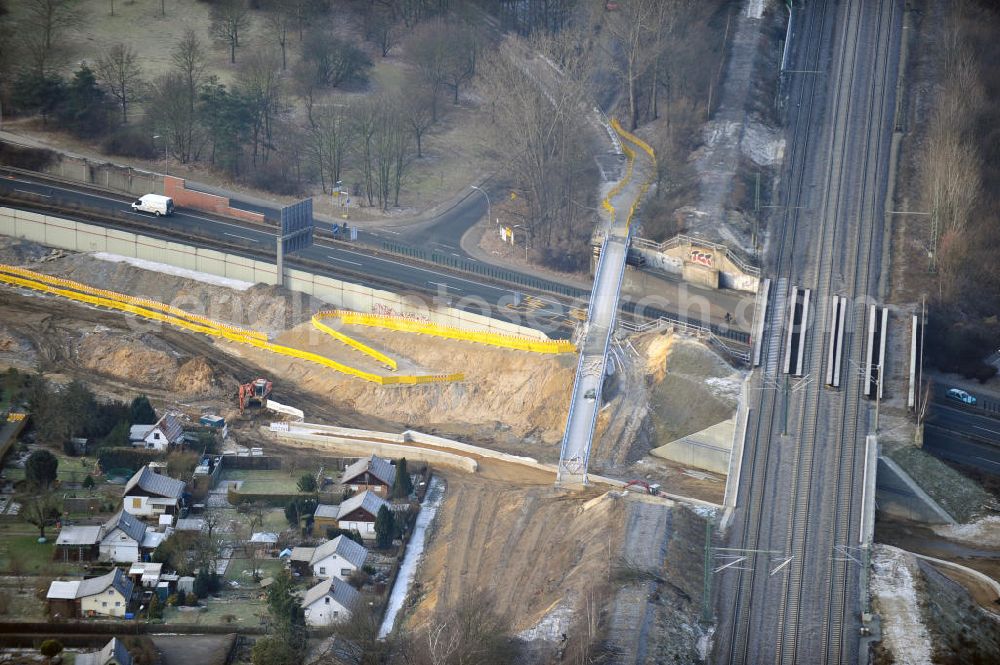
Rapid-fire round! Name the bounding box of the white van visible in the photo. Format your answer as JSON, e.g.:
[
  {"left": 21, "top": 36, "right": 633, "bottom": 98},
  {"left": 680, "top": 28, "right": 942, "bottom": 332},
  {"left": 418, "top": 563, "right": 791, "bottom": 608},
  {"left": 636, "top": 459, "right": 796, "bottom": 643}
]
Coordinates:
[{"left": 131, "top": 194, "right": 174, "bottom": 217}]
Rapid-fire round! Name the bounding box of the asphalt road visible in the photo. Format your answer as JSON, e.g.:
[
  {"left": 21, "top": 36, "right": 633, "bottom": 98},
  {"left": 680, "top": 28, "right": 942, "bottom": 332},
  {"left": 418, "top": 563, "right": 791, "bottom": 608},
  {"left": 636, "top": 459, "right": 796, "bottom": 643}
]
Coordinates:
[
  {"left": 715, "top": 0, "right": 902, "bottom": 662},
  {"left": 0, "top": 170, "right": 756, "bottom": 346},
  {"left": 0, "top": 171, "right": 585, "bottom": 333},
  {"left": 924, "top": 398, "right": 1000, "bottom": 473}
]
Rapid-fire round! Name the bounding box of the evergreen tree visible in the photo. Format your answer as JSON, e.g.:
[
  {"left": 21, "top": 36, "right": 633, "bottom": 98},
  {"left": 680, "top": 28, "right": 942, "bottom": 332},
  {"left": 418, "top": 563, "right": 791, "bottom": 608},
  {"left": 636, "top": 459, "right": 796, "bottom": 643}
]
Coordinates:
[
  {"left": 375, "top": 505, "right": 395, "bottom": 549},
  {"left": 59, "top": 65, "right": 112, "bottom": 138},
  {"left": 11, "top": 72, "right": 66, "bottom": 125},
  {"left": 98, "top": 420, "right": 130, "bottom": 449},
  {"left": 129, "top": 395, "right": 158, "bottom": 425},
  {"left": 296, "top": 473, "right": 317, "bottom": 492},
  {"left": 199, "top": 82, "right": 253, "bottom": 176},
  {"left": 25, "top": 450, "right": 58, "bottom": 488},
  {"left": 392, "top": 458, "right": 413, "bottom": 499}
]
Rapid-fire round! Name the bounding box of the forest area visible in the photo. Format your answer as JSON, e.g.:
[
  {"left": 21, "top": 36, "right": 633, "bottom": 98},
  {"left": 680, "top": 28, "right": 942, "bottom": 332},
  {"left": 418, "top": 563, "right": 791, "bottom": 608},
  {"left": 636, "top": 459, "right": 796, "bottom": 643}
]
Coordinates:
[
  {"left": 0, "top": 0, "right": 732, "bottom": 272},
  {"left": 913, "top": 0, "right": 1000, "bottom": 378}
]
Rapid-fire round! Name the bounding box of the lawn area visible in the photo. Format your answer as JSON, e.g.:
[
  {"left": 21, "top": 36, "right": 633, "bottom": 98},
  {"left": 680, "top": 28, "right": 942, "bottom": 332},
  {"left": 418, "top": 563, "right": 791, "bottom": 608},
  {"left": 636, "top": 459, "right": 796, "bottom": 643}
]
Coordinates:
[
  {"left": 0, "top": 531, "right": 65, "bottom": 574},
  {"left": 261, "top": 508, "right": 289, "bottom": 533},
  {"left": 224, "top": 557, "right": 285, "bottom": 583},
  {"left": 221, "top": 469, "right": 315, "bottom": 494},
  {"left": 0, "top": 583, "right": 46, "bottom": 621},
  {"left": 163, "top": 595, "right": 268, "bottom": 627},
  {"left": 2, "top": 449, "right": 100, "bottom": 486}
]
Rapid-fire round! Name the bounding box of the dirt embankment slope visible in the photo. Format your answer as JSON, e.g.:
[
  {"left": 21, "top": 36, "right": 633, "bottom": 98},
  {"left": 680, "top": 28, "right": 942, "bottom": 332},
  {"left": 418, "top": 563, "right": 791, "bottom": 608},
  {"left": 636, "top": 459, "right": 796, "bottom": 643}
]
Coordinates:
[
  {"left": 0, "top": 248, "right": 577, "bottom": 450},
  {"left": 408, "top": 474, "right": 624, "bottom": 633}
]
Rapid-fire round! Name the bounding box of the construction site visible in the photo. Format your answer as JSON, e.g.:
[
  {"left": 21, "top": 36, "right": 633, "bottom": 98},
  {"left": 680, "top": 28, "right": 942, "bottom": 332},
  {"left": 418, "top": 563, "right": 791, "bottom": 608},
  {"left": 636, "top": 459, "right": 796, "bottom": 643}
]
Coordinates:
[
  {"left": 0, "top": 225, "right": 734, "bottom": 660},
  {"left": 1, "top": 0, "right": 998, "bottom": 663}
]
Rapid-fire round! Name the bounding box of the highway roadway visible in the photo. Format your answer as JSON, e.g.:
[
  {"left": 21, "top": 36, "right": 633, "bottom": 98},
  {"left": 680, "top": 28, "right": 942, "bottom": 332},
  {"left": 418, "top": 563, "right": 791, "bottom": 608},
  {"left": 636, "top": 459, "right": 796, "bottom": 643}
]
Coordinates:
[
  {"left": 0, "top": 168, "right": 754, "bottom": 344},
  {"left": 714, "top": 0, "right": 902, "bottom": 663},
  {"left": 0, "top": 170, "right": 588, "bottom": 335},
  {"left": 924, "top": 398, "right": 1000, "bottom": 474}
]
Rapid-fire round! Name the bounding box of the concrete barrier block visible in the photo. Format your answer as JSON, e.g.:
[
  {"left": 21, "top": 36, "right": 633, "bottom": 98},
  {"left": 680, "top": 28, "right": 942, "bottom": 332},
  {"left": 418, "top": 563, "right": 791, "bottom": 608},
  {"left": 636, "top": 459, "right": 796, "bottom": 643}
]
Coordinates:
[
  {"left": 165, "top": 242, "right": 198, "bottom": 270},
  {"left": 0, "top": 210, "right": 16, "bottom": 236},
  {"left": 13, "top": 209, "right": 48, "bottom": 224},
  {"left": 105, "top": 235, "right": 138, "bottom": 257},
  {"left": 75, "top": 225, "right": 108, "bottom": 252}
]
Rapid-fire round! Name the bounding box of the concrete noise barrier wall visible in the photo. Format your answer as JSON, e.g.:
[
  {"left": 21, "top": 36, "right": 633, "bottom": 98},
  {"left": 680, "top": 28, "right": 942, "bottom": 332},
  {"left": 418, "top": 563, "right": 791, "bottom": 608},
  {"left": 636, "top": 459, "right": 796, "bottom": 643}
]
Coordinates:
[
  {"left": 270, "top": 427, "right": 479, "bottom": 474},
  {"left": 0, "top": 206, "right": 555, "bottom": 341}
]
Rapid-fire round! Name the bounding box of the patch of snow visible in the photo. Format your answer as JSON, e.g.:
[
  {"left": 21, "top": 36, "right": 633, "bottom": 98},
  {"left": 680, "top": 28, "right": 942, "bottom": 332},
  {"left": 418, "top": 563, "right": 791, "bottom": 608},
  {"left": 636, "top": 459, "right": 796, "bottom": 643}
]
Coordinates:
[
  {"left": 870, "top": 545, "right": 933, "bottom": 665},
  {"left": 378, "top": 476, "right": 446, "bottom": 639},
  {"left": 691, "top": 505, "right": 719, "bottom": 520},
  {"left": 703, "top": 121, "right": 741, "bottom": 148},
  {"left": 92, "top": 253, "right": 255, "bottom": 291},
  {"left": 740, "top": 123, "right": 786, "bottom": 166},
  {"left": 933, "top": 515, "right": 1000, "bottom": 548},
  {"left": 706, "top": 376, "right": 743, "bottom": 401},
  {"left": 697, "top": 626, "right": 715, "bottom": 661},
  {"left": 746, "top": 0, "right": 766, "bottom": 20},
  {"left": 518, "top": 601, "right": 575, "bottom": 642}
]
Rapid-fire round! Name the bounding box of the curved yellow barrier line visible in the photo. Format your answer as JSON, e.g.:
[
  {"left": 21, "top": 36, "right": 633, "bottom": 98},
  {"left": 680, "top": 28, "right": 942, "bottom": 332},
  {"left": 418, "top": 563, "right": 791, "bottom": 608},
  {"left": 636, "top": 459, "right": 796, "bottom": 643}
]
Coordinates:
[
  {"left": 310, "top": 312, "right": 398, "bottom": 370},
  {"left": 0, "top": 267, "right": 463, "bottom": 385},
  {"left": 0, "top": 264, "right": 266, "bottom": 341},
  {"left": 329, "top": 310, "right": 576, "bottom": 354},
  {"left": 609, "top": 118, "right": 657, "bottom": 230}
]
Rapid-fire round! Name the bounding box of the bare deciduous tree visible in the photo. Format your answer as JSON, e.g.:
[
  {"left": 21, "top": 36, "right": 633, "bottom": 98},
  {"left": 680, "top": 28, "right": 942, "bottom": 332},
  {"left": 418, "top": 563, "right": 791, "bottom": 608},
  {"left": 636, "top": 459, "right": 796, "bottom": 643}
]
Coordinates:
[
  {"left": 411, "top": 19, "right": 480, "bottom": 108},
  {"left": 263, "top": 0, "right": 294, "bottom": 70},
  {"left": 237, "top": 49, "right": 284, "bottom": 167},
  {"left": 477, "top": 41, "right": 593, "bottom": 269},
  {"left": 308, "top": 104, "right": 352, "bottom": 193},
  {"left": 211, "top": 0, "right": 251, "bottom": 65},
  {"left": 22, "top": 0, "right": 77, "bottom": 53},
  {"left": 172, "top": 29, "right": 208, "bottom": 113},
  {"left": 96, "top": 43, "right": 143, "bottom": 124},
  {"left": 400, "top": 79, "right": 436, "bottom": 158},
  {"left": 606, "top": 0, "right": 659, "bottom": 130},
  {"left": 20, "top": 0, "right": 79, "bottom": 74},
  {"left": 149, "top": 74, "right": 195, "bottom": 162}
]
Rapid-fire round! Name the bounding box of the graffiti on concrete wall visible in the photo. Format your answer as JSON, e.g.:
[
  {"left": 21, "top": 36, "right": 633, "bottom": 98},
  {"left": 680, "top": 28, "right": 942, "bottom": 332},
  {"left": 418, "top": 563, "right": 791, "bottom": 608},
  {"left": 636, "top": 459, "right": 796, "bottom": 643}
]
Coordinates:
[
  {"left": 372, "top": 302, "right": 430, "bottom": 322},
  {"left": 689, "top": 248, "right": 715, "bottom": 268}
]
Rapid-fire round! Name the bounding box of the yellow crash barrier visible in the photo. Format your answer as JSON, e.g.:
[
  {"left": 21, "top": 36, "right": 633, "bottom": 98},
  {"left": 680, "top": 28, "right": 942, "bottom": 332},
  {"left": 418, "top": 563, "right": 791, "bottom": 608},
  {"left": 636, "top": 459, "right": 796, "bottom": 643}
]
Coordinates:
[
  {"left": 331, "top": 310, "right": 576, "bottom": 354},
  {"left": 0, "top": 267, "right": 463, "bottom": 386}
]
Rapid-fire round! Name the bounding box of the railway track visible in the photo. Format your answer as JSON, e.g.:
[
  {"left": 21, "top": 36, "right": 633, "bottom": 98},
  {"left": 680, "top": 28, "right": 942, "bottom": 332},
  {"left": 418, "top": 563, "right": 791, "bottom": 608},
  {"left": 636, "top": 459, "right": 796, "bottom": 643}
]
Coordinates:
[
  {"left": 722, "top": 0, "right": 832, "bottom": 659},
  {"left": 718, "top": 0, "right": 902, "bottom": 662}
]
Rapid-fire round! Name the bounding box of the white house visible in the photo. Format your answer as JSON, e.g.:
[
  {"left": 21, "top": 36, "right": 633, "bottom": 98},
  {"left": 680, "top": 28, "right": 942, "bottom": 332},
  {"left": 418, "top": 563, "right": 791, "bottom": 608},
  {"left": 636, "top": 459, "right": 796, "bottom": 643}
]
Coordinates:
[
  {"left": 290, "top": 536, "right": 368, "bottom": 580},
  {"left": 98, "top": 510, "right": 148, "bottom": 563},
  {"left": 129, "top": 412, "right": 184, "bottom": 451},
  {"left": 122, "top": 465, "right": 186, "bottom": 517},
  {"left": 78, "top": 569, "right": 134, "bottom": 618},
  {"left": 335, "top": 490, "right": 391, "bottom": 539},
  {"left": 301, "top": 577, "right": 360, "bottom": 626},
  {"left": 47, "top": 569, "right": 134, "bottom": 619}
]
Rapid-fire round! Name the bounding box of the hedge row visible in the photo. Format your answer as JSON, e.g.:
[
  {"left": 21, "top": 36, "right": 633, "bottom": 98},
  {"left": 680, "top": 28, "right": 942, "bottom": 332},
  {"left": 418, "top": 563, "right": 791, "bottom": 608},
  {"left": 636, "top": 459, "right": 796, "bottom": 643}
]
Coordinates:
[{"left": 225, "top": 488, "right": 316, "bottom": 507}]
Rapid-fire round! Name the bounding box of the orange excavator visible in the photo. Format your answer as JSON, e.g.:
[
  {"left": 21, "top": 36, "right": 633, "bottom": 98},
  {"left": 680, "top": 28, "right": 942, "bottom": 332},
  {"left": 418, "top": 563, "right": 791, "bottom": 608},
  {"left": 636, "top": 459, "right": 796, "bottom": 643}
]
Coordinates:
[{"left": 238, "top": 378, "right": 272, "bottom": 414}]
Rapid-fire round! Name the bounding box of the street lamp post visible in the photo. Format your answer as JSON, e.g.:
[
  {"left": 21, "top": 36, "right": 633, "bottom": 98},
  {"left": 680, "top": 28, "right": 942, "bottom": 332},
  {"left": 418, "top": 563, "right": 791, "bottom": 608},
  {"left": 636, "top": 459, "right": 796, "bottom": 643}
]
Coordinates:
[
  {"left": 470, "top": 185, "right": 492, "bottom": 226},
  {"left": 152, "top": 134, "right": 168, "bottom": 175}
]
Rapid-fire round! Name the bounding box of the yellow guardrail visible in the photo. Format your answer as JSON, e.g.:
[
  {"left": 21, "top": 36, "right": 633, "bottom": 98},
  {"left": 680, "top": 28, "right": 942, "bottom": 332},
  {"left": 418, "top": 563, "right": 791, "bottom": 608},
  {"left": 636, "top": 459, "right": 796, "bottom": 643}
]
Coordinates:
[
  {"left": 331, "top": 310, "right": 576, "bottom": 354},
  {"left": 310, "top": 312, "right": 398, "bottom": 370},
  {"left": 611, "top": 118, "right": 657, "bottom": 164},
  {"left": 0, "top": 267, "right": 464, "bottom": 386},
  {"left": 609, "top": 119, "right": 657, "bottom": 230},
  {"left": 6, "top": 413, "right": 27, "bottom": 423},
  {"left": 0, "top": 264, "right": 266, "bottom": 341}
]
